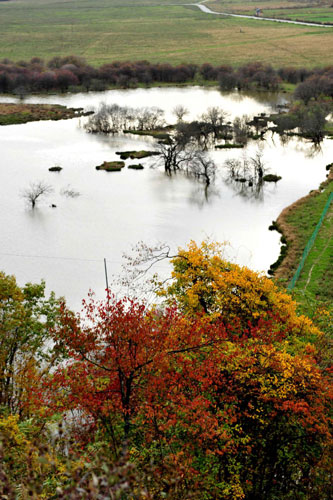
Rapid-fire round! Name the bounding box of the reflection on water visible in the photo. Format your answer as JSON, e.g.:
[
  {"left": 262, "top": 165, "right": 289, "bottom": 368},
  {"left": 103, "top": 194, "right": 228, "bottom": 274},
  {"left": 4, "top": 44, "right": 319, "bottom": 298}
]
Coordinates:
[
  {"left": 0, "top": 87, "right": 331, "bottom": 310},
  {"left": 2, "top": 86, "right": 287, "bottom": 122},
  {"left": 224, "top": 177, "right": 266, "bottom": 202},
  {"left": 189, "top": 183, "right": 220, "bottom": 208},
  {"left": 304, "top": 142, "right": 323, "bottom": 159}
]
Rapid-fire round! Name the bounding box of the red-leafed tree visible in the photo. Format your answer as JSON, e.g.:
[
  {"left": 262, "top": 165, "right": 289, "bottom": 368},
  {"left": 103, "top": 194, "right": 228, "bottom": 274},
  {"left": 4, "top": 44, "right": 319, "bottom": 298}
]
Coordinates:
[{"left": 47, "top": 294, "right": 221, "bottom": 454}]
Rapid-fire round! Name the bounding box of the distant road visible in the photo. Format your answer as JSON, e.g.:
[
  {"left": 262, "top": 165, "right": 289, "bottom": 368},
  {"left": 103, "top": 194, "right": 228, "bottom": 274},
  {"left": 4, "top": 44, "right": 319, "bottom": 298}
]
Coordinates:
[{"left": 188, "top": 0, "right": 333, "bottom": 28}]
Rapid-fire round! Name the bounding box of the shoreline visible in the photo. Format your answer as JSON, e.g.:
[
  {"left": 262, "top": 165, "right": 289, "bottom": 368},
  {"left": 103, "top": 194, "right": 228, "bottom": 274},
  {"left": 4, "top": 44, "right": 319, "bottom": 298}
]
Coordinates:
[{"left": 270, "top": 165, "right": 333, "bottom": 284}]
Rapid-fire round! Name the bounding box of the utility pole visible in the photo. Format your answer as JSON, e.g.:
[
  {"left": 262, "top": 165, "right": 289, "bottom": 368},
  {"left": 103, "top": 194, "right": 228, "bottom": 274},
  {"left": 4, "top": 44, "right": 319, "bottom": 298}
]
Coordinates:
[{"left": 104, "top": 258, "right": 109, "bottom": 292}]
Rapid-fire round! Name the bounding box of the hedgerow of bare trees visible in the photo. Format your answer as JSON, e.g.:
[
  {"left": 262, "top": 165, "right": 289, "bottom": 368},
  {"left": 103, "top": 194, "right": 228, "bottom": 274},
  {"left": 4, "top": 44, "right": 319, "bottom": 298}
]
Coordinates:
[
  {"left": 1, "top": 56, "right": 333, "bottom": 98},
  {"left": 84, "top": 103, "right": 164, "bottom": 134}
]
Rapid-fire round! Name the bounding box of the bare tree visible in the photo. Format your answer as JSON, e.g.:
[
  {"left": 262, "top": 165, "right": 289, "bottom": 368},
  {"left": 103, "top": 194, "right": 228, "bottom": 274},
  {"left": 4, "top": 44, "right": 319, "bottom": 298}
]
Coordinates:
[
  {"left": 190, "top": 153, "right": 216, "bottom": 186},
  {"left": 22, "top": 181, "right": 53, "bottom": 208},
  {"left": 233, "top": 115, "right": 250, "bottom": 145},
  {"left": 156, "top": 137, "right": 198, "bottom": 175},
  {"left": 84, "top": 103, "right": 165, "bottom": 134},
  {"left": 136, "top": 107, "right": 164, "bottom": 130},
  {"left": 114, "top": 241, "right": 176, "bottom": 300},
  {"left": 60, "top": 185, "right": 80, "bottom": 198},
  {"left": 250, "top": 149, "right": 266, "bottom": 182},
  {"left": 201, "top": 106, "right": 228, "bottom": 139},
  {"left": 176, "top": 120, "right": 212, "bottom": 150},
  {"left": 224, "top": 149, "right": 272, "bottom": 200},
  {"left": 173, "top": 104, "right": 189, "bottom": 123},
  {"left": 224, "top": 155, "right": 250, "bottom": 182},
  {"left": 224, "top": 158, "right": 242, "bottom": 179},
  {"left": 85, "top": 103, "right": 134, "bottom": 134}
]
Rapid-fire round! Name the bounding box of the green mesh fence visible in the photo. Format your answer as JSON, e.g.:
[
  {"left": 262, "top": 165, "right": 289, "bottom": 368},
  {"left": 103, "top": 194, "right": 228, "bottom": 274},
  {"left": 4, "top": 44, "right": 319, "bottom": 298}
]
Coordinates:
[{"left": 288, "top": 192, "right": 333, "bottom": 290}]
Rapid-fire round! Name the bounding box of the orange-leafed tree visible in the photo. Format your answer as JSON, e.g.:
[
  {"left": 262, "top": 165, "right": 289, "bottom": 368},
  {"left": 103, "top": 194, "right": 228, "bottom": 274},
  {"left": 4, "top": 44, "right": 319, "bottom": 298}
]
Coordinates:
[{"left": 160, "top": 240, "right": 320, "bottom": 338}]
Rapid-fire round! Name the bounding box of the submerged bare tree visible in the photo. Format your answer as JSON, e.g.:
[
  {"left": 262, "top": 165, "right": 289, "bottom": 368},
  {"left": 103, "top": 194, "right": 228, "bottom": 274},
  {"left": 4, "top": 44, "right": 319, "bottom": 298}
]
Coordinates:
[
  {"left": 224, "top": 155, "right": 250, "bottom": 182},
  {"left": 136, "top": 107, "right": 165, "bottom": 130},
  {"left": 22, "top": 181, "right": 53, "bottom": 208},
  {"left": 84, "top": 103, "right": 165, "bottom": 134},
  {"left": 201, "top": 106, "right": 229, "bottom": 139},
  {"left": 250, "top": 149, "right": 266, "bottom": 183},
  {"left": 176, "top": 120, "right": 213, "bottom": 150},
  {"left": 156, "top": 138, "right": 198, "bottom": 175},
  {"left": 190, "top": 153, "right": 216, "bottom": 186},
  {"left": 223, "top": 149, "right": 268, "bottom": 200},
  {"left": 60, "top": 185, "right": 80, "bottom": 198},
  {"left": 84, "top": 103, "right": 134, "bottom": 134},
  {"left": 156, "top": 117, "right": 217, "bottom": 188},
  {"left": 233, "top": 115, "right": 250, "bottom": 145},
  {"left": 173, "top": 104, "right": 189, "bottom": 123}
]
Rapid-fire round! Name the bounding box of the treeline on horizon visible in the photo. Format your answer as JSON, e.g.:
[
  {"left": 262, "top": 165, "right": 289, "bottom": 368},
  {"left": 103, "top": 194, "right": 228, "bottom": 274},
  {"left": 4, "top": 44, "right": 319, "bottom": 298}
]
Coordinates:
[{"left": 0, "top": 55, "right": 332, "bottom": 99}]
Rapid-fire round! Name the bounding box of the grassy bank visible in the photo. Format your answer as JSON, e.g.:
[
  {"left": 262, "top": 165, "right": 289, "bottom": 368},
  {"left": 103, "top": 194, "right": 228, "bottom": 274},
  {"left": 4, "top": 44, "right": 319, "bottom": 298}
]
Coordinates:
[
  {"left": 273, "top": 166, "right": 333, "bottom": 305},
  {"left": 0, "top": 103, "right": 89, "bottom": 125},
  {"left": 0, "top": 0, "right": 332, "bottom": 67}
]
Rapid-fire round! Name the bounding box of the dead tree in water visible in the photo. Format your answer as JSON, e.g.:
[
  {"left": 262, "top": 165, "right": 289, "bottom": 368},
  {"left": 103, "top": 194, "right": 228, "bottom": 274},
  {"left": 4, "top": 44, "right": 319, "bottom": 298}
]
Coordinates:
[{"left": 22, "top": 181, "right": 53, "bottom": 208}]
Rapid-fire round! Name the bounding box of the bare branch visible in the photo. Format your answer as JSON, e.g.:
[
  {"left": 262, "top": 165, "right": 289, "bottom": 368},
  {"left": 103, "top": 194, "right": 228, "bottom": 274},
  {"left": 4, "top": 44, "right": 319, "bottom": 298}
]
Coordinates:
[
  {"left": 21, "top": 181, "right": 53, "bottom": 208},
  {"left": 173, "top": 104, "right": 189, "bottom": 123}
]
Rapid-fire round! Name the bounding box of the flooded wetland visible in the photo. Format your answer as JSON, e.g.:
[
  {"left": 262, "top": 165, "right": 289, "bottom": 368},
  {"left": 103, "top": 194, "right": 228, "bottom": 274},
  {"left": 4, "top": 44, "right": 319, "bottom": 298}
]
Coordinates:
[{"left": 1, "top": 86, "right": 332, "bottom": 309}]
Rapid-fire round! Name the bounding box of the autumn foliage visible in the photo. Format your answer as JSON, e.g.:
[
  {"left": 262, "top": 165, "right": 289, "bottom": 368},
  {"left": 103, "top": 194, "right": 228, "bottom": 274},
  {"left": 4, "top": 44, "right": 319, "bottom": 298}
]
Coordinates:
[{"left": 0, "top": 242, "right": 332, "bottom": 498}]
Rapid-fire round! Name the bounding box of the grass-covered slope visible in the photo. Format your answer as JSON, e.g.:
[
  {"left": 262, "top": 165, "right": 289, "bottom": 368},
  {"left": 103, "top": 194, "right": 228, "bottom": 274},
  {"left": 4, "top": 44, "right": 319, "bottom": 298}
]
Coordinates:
[{"left": 274, "top": 166, "right": 333, "bottom": 304}]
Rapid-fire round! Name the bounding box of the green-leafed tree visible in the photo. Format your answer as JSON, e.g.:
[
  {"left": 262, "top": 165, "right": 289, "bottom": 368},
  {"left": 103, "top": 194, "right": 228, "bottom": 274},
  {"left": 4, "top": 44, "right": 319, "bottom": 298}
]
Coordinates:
[{"left": 0, "top": 271, "right": 62, "bottom": 415}]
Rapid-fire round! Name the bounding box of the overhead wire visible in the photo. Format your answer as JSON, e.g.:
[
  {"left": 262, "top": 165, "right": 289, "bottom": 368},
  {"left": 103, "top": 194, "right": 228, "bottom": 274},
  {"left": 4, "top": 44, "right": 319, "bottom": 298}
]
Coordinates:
[{"left": 0, "top": 251, "right": 171, "bottom": 269}]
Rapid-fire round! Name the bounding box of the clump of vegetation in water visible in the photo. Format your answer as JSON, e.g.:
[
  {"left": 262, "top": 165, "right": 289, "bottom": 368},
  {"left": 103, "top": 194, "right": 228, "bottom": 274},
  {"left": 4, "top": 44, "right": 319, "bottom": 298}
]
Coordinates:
[
  {"left": 215, "top": 143, "right": 244, "bottom": 149},
  {"left": 123, "top": 129, "right": 172, "bottom": 141},
  {"left": 116, "top": 150, "right": 159, "bottom": 160},
  {"left": 95, "top": 161, "right": 125, "bottom": 172},
  {"left": 263, "top": 174, "right": 282, "bottom": 182},
  {"left": 128, "top": 164, "right": 144, "bottom": 170},
  {"left": 269, "top": 102, "right": 330, "bottom": 144}
]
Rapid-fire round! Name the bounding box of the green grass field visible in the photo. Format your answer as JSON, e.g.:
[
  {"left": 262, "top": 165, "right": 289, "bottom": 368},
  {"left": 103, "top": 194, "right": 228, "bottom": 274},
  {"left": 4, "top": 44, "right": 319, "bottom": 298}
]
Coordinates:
[
  {"left": 0, "top": 0, "right": 332, "bottom": 67},
  {"left": 286, "top": 182, "right": 332, "bottom": 340},
  {"left": 207, "top": 0, "right": 333, "bottom": 23},
  {"left": 288, "top": 188, "right": 333, "bottom": 303},
  {"left": 275, "top": 169, "right": 333, "bottom": 305}
]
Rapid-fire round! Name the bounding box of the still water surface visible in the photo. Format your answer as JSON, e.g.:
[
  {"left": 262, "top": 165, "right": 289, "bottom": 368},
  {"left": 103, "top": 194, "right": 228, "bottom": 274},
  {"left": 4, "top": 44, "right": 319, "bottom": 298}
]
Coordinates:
[{"left": 1, "top": 87, "right": 331, "bottom": 310}]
